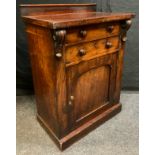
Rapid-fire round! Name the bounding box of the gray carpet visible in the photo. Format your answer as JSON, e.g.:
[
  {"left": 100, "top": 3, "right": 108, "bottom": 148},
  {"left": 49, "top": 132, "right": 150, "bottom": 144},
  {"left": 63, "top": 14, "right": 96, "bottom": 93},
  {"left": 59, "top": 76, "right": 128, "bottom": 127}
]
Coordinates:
[{"left": 16, "top": 91, "right": 139, "bottom": 155}]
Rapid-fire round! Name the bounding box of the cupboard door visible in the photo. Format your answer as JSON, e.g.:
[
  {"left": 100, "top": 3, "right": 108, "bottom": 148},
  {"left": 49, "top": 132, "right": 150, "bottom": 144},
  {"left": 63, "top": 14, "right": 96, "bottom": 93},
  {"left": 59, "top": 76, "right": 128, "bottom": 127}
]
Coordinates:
[{"left": 66, "top": 53, "right": 117, "bottom": 130}]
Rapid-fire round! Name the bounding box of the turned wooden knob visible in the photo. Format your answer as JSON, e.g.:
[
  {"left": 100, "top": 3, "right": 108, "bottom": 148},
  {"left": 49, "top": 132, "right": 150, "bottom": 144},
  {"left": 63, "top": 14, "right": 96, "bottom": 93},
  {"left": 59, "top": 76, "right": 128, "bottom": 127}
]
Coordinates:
[
  {"left": 68, "top": 101, "right": 73, "bottom": 106},
  {"left": 55, "top": 53, "right": 62, "bottom": 58},
  {"left": 106, "top": 41, "right": 112, "bottom": 48},
  {"left": 126, "top": 19, "right": 132, "bottom": 26},
  {"left": 122, "top": 36, "right": 127, "bottom": 42},
  {"left": 79, "top": 49, "right": 86, "bottom": 56},
  {"left": 121, "top": 19, "right": 132, "bottom": 29},
  {"left": 107, "top": 25, "right": 114, "bottom": 32},
  {"left": 80, "top": 30, "right": 87, "bottom": 37},
  {"left": 70, "top": 96, "right": 74, "bottom": 101},
  {"left": 68, "top": 96, "right": 74, "bottom": 107}
]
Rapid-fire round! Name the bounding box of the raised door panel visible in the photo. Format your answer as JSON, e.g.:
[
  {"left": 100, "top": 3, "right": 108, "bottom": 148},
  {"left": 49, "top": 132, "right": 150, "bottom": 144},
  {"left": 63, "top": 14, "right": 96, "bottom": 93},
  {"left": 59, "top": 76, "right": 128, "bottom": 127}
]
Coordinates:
[
  {"left": 66, "top": 53, "right": 118, "bottom": 130},
  {"left": 74, "top": 65, "right": 110, "bottom": 122}
]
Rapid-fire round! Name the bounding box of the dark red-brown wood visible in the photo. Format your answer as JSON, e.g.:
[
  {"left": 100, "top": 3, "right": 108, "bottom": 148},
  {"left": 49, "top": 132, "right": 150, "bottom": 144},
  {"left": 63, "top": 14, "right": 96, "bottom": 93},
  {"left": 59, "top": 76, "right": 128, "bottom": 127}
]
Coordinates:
[{"left": 20, "top": 3, "right": 135, "bottom": 150}]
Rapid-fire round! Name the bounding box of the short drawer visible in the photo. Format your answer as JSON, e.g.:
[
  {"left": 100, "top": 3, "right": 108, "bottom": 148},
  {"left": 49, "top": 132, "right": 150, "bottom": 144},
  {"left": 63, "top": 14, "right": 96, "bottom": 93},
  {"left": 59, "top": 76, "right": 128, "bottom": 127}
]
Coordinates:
[
  {"left": 65, "top": 22, "right": 120, "bottom": 45},
  {"left": 65, "top": 36, "right": 120, "bottom": 66}
]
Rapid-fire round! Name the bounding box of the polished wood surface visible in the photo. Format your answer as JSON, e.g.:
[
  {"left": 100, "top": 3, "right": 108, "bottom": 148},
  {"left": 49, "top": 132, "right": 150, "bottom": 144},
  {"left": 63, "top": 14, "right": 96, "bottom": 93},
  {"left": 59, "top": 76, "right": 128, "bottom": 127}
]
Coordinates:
[
  {"left": 22, "top": 11, "right": 135, "bottom": 29},
  {"left": 65, "top": 36, "right": 119, "bottom": 66},
  {"left": 65, "top": 22, "right": 120, "bottom": 44},
  {"left": 66, "top": 54, "right": 118, "bottom": 129},
  {"left": 20, "top": 3, "right": 135, "bottom": 150}
]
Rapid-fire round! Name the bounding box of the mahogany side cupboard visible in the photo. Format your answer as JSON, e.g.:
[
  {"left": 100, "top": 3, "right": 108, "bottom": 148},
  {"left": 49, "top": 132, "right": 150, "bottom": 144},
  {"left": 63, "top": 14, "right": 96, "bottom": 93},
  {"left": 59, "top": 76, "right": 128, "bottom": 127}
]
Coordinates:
[{"left": 20, "top": 3, "right": 135, "bottom": 150}]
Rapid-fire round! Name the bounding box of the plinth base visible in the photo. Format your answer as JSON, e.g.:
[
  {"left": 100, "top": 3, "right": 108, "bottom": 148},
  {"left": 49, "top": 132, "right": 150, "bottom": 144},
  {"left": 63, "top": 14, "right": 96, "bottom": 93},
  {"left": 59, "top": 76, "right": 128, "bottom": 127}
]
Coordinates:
[{"left": 37, "top": 103, "right": 122, "bottom": 150}]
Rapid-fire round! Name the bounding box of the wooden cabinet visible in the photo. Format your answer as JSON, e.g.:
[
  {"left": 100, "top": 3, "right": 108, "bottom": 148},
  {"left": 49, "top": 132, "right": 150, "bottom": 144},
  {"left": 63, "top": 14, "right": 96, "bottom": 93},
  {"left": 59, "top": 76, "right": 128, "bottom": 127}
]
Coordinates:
[{"left": 20, "top": 3, "right": 135, "bottom": 150}]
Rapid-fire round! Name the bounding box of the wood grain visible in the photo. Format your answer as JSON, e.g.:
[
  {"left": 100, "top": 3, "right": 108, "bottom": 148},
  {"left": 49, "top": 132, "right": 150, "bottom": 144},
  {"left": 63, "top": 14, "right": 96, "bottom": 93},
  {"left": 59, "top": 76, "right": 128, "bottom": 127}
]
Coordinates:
[
  {"left": 20, "top": 3, "right": 135, "bottom": 150},
  {"left": 65, "top": 22, "right": 120, "bottom": 44},
  {"left": 21, "top": 11, "right": 135, "bottom": 29},
  {"left": 65, "top": 36, "right": 120, "bottom": 66}
]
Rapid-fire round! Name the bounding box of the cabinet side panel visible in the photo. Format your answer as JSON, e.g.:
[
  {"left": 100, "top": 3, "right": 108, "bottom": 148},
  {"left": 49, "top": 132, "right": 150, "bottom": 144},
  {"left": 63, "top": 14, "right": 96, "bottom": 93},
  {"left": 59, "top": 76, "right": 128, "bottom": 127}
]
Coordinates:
[{"left": 25, "top": 24, "right": 61, "bottom": 137}]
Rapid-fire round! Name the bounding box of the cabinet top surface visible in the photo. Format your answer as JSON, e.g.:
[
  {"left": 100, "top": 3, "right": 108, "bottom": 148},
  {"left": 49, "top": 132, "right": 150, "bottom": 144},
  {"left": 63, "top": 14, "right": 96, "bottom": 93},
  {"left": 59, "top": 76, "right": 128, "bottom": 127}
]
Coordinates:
[
  {"left": 20, "top": 4, "right": 135, "bottom": 29},
  {"left": 22, "top": 12, "right": 135, "bottom": 29}
]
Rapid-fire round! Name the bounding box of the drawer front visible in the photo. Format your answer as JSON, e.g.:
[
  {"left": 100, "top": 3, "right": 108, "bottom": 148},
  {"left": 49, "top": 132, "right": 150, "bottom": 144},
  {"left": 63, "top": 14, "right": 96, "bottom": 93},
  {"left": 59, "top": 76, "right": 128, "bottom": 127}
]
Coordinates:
[
  {"left": 65, "top": 22, "right": 120, "bottom": 45},
  {"left": 65, "top": 36, "right": 119, "bottom": 66}
]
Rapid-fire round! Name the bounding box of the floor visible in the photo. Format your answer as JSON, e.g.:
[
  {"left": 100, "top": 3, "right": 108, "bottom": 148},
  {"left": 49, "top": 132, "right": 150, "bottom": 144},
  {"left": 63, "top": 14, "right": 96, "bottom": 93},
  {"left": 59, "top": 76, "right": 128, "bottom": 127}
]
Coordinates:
[{"left": 16, "top": 91, "right": 139, "bottom": 155}]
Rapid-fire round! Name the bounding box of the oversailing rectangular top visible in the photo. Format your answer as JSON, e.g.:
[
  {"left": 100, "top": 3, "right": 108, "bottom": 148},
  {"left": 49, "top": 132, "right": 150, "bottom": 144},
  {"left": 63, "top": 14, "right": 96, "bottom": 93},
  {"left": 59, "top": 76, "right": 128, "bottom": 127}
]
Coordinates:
[{"left": 20, "top": 4, "right": 135, "bottom": 29}]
